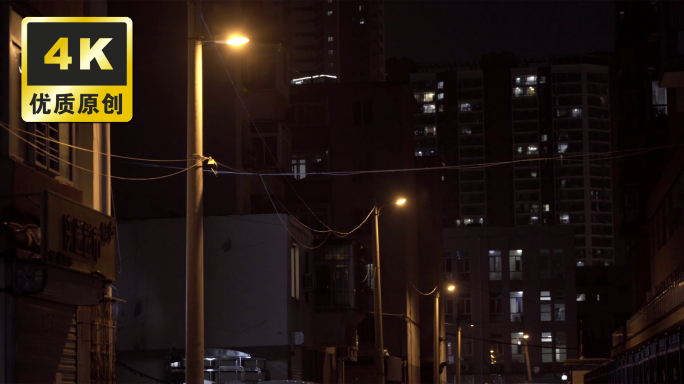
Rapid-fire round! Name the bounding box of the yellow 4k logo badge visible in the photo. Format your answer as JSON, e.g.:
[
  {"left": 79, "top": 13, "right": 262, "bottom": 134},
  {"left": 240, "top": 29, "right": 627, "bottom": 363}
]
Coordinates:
[{"left": 21, "top": 17, "right": 132, "bottom": 122}]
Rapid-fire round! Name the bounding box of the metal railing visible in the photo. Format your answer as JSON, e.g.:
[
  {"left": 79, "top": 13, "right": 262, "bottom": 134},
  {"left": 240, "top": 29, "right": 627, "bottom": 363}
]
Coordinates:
[{"left": 626, "top": 279, "right": 684, "bottom": 338}]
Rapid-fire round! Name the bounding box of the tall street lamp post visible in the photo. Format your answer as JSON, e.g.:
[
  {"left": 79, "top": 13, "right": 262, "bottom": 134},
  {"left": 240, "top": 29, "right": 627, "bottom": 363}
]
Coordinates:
[
  {"left": 434, "top": 282, "right": 456, "bottom": 384},
  {"left": 372, "top": 197, "right": 407, "bottom": 384},
  {"left": 187, "top": 3, "right": 248, "bottom": 383}
]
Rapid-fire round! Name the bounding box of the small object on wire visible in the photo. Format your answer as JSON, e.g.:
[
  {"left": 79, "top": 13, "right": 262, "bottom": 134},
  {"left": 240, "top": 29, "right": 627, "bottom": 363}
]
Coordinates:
[{"left": 206, "top": 157, "right": 218, "bottom": 176}]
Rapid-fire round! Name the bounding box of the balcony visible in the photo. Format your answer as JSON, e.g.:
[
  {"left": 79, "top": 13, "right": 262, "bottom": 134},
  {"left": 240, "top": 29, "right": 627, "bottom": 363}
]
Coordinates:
[
  {"left": 313, "top": 240, "right": 369, "bottom": 311},
  {"left": 622, "top": 267, "right": 684, "bottom": 350}
]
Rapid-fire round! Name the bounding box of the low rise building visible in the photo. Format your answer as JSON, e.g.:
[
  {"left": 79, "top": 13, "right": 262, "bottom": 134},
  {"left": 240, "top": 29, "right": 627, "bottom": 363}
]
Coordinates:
[{"left": 443, "top": 226, "right": 578, "bottom": 384}]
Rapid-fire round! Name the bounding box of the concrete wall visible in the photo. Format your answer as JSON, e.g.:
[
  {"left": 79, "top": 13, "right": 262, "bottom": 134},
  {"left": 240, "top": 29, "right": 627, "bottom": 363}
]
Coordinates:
[
  {"left": 116, "top": 214, "right": 315, "bottom": 351},
  {"left": 115, "top": 214, "right": 314, "bottom": 382}
]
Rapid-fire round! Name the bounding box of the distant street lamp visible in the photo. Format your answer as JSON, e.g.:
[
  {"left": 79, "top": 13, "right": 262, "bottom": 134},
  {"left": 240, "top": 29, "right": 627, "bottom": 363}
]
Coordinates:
[
  {"left": 435, "top": 281, "right": 457, "bottom": 384},
  {"left": 372, "top": 197, "right": 407, "bottom": 384},
  {"left": 523, "top": 333, "right": 532, "bottom": 382},
  {"left": 186, "top": 3, "right": 248, "bottom": 383}
]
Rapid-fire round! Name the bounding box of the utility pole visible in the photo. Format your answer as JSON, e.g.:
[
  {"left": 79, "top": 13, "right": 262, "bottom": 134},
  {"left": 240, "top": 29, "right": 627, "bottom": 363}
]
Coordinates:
[
  {"left": 372, "top": 200, "right": 385, "bottom": 384},
  {"left": 524, "top": 337, "right": 532, "bottom": 382},
  {"left": 434, "top": 291, "right": 440, "bottom": 384},
  {"left": 187, "top": 1, "right": 204, "bottom": 383},
  {"left": 456, "top": 325, "right": 461, "bottom": 384}
]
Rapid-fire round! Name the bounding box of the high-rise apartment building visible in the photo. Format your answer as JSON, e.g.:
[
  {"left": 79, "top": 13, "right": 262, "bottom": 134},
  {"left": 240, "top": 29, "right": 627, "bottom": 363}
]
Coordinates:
[
  {"left": 289, "top": 0, "right": 385, "bottom": 83},
  {"left": 411, "top": 54, "right": 616, "bottom": 267},
  {"left": 412, "top": 54, "right": 628, "bottom": 362}
]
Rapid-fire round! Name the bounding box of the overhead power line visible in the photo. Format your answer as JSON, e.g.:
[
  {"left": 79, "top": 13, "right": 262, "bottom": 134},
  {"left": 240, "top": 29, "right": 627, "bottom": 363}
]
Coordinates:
[{"left": 1, "top": 123, "right": 202, "bottom": 181}]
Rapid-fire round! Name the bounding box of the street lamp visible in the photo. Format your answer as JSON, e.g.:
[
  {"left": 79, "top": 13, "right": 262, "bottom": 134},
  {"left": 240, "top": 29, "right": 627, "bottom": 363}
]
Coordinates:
[
  {"left": 435, "top": 281, "right": 457, "bottom": 384},
  {"left": 523, "top": 333, "right": 532, "bottom": 382},
  {"left": 186, "top": 4, "right": 248, "bottom": 383},
  {"left": 372, "top": 197, "right": 407, "bottom": 384}
]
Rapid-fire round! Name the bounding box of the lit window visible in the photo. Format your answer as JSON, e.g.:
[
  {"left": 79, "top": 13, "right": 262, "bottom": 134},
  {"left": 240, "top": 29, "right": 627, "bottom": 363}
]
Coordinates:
[
  {"left": 652, "top": 81, "right": 668, "bottom": 116},
  {"left": 438, "top": 81, "right": 444, "bottom": 89},
  {"left": 414, "top": 92, "right": 435, "bottom": 103},
  {"left": 328, "top": 36, "right": 334, "bottom": 42},
  {"left": 422, "top": 104, "right": 436, "bottom": 114},
  {"left": 541, "top": 291, "right": 551, "bottom": 321},
  {"left": 526, "top": 75, "right": 537, "bottom": 84},
  {"left": 464, "top": 218, "right": 474, "bottom": 225},
  {"left": 530, "top": 171, "right": 538, "bottom": 178},
  {"left": 540, "top": 76, "right": 546, "bottom": 84},
  {"left": 597, "top": 295, "right": 600, "bottom": 301},
  {"left": 328, "top": 49, "right": 334, "bottom": 55},
  {"left": 576, "top": 294, "right": 586, "bottom": 301},
  {"left": 511, "top": 332, "right": 525, "bottom": 363},
  {"left": 441, "top": 176, "right": 445, "bottom": 181},
  {"left": 439, "top": 105, "right": 444, "bottom": 112},
  {"left": 478, "top": 217, "right": 484, "bottom": 224},
  {"left": 527, "top": 146, "right": 538, "bottom": 155},
  {"left": 359, "top": 18, "right": 365, "bottom": 24},
  {"left": 328, "top": 10, "right": 333, "bottom": 16},
  {"left": 437, "top": 93, "right": 444, "bottom": 100},
  {"left": 543, "top": 204, "right": 549, "bottom": 212},
  {"left": 515, "top": 77, "right": 522, "bottom": 85},
  {"left": 526, "top": 87, "right": 536, "bottom": 97},
  {"left": 359, "top": 5, "right": 365, "bottom": 11},
  {"left": 510, "top": 291, "right": 523, "bottom": 322},
  {"left": 513, "top": 87, "right": 522, "bottom": 97},
  {"left": 555, "top": 291, "right": 565, "bottom": 321},
  {"left": 509, "top": 250, "right": 522, "bottom": 280},
  {"left": 530, "top": 216, "right": 539, "bottom": 224},
  {"left": 576, "top": 261, "right": 585, "bottom": 267},
  {"left": 560, "top": 214, "right": 569, "bottom": 224},
  {"left": 489, "top": 250, "right": 502, "bottom": 280},
  {"left": 455, "top": 219, "right": 461, "bottom": 226},
  {"left": 460, "top": 126, "right": 472, "bottom": 135},
  {"left": 571, "top": 108, "right": 581, "bottom": 118},
  {"left": 459, "top": 102, "right": 471, "bottom": 111},
  {"left": 415, "top": 151, "right": 423, "bottom": 157},
  {"left": 541, "top": 332, "right": 553, "bottom": 362},
  {"left": 541, "top": 134, "right": 547, "bottom": 141},
  {"left": 292, "top": 158, "right": 307, "bottom": 180},
  {"left": 558, "top": 143, "right": 568, "bottom": 153}
]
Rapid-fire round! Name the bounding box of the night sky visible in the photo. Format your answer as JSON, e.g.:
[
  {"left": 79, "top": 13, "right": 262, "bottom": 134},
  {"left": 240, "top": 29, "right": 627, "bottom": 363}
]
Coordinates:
[{"left": 385, "top": 1, "right": 616, "bottom": 62}]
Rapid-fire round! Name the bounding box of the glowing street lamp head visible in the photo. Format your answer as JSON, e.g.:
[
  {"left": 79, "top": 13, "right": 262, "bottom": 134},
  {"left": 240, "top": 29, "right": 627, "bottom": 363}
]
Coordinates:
[
  {"left": 447, "top": 284, "right": 456, "bottom": 292},
  {"left": 396, "top": 198, "right": 407, "bottom": 206},
  {"left": 523, "top": 334, "right": 530, "bottom": 339},
  {"left": 227, "top": 37, "right": 249, "bottom": 45}
]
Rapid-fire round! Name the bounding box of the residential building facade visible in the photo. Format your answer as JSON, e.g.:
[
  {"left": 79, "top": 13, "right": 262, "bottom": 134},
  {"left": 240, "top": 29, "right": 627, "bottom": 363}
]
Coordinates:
[
  {"left": 587, "top": 0, "right": 684, "bottom": 381},
  {"left": 0, "top": 2, "right": 117, "bottom": 383},
  {"left": 411, "top": 55, "right": 617, "bottom": 268},
  {"left": 410, "top": 54, "right": 629, "bottom": 359},
  {"left": 443, "top": 226, "right": 578, "bottom": 384}
]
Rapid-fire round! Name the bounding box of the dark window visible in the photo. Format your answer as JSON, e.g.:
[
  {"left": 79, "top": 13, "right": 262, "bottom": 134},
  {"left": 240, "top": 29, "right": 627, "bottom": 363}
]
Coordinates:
[
  {"left": 352, "top": 154, "right": 372, "bottom": 180},
  {"left": 353, "top": 101, "right": 373, "bottom": 125}
]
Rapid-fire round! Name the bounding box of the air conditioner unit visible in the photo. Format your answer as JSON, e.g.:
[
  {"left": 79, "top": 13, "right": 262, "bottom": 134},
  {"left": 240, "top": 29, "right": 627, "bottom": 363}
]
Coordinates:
[
  {"left": 303, "top": 273, "right": 316, "bottom": 290},
  {"left": 461, "top": 364, "right": 471, "bottom": 373}
]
